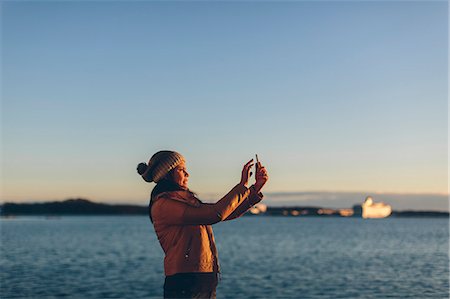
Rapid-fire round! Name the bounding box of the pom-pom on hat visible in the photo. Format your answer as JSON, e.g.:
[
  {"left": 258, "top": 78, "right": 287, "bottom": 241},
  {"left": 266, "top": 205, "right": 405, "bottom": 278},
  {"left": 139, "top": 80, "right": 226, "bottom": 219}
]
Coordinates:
[{"left": 137, "top": 151, "right": 185, "bottom": 183}]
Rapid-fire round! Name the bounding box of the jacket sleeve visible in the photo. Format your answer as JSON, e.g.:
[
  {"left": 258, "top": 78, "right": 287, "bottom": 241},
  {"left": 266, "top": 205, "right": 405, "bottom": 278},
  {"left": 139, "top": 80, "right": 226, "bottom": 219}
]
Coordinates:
[
  {"left": 181, "top": 183, "right": 251, "bottom": 225},
  {"left": 223, "top": 186, "right": 264, "bottom": 221}
]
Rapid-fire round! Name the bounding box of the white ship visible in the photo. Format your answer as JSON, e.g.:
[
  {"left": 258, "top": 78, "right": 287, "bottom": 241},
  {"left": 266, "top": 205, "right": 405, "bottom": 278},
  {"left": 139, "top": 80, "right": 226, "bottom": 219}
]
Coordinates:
[
  {"left": 360, "top": 196, "right": 392, "bottom": 219},
  {"left": 362, "top": 196, "right": 392, "bottom": 218}
]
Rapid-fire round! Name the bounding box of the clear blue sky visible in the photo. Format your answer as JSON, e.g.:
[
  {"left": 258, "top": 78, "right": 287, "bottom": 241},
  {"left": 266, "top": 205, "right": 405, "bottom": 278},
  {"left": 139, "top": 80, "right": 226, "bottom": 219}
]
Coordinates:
[{"left": 1, "top": 1, "right": 448, "bottom": 209}]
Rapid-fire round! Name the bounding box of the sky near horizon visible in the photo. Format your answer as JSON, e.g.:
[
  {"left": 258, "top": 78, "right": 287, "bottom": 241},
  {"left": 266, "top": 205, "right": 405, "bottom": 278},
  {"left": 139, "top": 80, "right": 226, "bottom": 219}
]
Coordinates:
[{"left": 1, "top": 1, "right": 448, "bottom": 209}]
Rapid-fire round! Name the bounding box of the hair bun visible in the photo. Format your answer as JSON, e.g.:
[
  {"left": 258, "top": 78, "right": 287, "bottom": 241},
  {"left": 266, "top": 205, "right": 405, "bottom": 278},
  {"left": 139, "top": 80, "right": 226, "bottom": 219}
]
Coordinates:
[{"left": 137, "top": 163, "right": 148, "bottom": 175}]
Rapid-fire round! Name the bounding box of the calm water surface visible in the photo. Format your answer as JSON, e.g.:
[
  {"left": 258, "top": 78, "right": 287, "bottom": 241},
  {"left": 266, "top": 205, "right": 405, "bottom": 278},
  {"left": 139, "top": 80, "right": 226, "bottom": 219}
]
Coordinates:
[{"left": 1, "top": 216, "right": 448, "bottom": 298}]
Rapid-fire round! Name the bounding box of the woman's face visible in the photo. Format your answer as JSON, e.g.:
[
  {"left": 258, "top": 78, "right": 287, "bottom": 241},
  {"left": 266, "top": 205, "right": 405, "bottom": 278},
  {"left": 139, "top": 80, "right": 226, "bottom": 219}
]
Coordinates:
[{"left": 172, "top": 161, "right": 189, "bottom": 189}]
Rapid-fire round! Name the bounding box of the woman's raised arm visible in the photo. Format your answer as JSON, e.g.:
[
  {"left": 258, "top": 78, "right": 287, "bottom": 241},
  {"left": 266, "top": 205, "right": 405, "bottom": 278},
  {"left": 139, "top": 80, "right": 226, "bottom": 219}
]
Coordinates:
[{"left": 181, "top": 183, "right": 251, "bottom": 225}]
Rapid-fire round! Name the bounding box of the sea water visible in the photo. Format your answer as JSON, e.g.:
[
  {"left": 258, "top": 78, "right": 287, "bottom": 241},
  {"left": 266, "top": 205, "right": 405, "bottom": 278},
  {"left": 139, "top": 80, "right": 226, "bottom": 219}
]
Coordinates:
[{"left": 1, "top": 216, "right": 448, "bottom": 298}]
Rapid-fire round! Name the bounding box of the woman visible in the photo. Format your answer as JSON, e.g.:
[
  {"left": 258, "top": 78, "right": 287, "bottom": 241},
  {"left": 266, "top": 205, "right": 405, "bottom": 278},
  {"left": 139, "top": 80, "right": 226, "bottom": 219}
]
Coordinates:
[{"left": 137, "top": 150, "right": 269, "bottom": 299}]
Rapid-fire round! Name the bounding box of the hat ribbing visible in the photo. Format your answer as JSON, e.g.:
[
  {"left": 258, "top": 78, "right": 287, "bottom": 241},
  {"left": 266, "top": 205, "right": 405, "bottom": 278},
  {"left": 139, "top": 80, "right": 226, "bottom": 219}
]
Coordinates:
[{"left": 137, "top": 151, "right": 185, "bottom": 183}]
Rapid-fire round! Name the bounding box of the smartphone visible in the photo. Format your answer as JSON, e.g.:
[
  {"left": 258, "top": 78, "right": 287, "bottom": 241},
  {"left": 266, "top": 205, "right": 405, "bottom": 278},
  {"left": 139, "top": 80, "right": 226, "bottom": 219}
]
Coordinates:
[{"left": 255, "top": 154, "right": 259, "bottom": 172}]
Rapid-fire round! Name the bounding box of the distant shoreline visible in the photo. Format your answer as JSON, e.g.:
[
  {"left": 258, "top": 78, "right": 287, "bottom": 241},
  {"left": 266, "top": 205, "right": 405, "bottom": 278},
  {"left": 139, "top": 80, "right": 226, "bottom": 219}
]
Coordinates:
[{"left": 1, "top": 198, "right": 448, "bottom": 218}]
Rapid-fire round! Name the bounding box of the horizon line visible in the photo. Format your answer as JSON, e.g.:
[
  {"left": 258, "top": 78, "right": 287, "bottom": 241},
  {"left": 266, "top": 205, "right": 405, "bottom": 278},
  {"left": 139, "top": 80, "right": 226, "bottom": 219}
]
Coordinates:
[{"left": 1, "top": 189, "right": 448, "bottom": 204}]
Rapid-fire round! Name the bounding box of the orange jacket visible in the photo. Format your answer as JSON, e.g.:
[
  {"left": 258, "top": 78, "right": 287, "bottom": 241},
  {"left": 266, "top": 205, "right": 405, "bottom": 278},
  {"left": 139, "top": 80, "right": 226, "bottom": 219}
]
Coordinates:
[{"left": 151, "top": 183, "right": 263, "bottom": 276}]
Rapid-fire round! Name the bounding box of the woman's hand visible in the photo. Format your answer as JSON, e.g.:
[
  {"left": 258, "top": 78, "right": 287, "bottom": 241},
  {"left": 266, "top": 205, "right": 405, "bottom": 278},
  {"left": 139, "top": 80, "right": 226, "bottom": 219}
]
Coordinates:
[
  {"left": 240, "top": 159, "right": 254, "bottom": 187},
  {"left": 254, "top": 162, "right": 268, "bottom": 193}
]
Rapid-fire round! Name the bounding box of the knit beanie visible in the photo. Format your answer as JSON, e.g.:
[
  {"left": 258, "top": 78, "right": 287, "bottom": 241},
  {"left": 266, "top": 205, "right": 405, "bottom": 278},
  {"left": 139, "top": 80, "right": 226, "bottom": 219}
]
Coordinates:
[{"left": 137, "top": 151, "right": 185, "bottom": 183}]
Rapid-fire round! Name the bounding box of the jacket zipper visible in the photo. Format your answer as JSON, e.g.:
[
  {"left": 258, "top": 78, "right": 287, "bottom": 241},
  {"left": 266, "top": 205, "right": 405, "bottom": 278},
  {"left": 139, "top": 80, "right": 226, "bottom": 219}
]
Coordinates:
[{"left": 184, "top": 236, "right": 193, "bottom": 259}]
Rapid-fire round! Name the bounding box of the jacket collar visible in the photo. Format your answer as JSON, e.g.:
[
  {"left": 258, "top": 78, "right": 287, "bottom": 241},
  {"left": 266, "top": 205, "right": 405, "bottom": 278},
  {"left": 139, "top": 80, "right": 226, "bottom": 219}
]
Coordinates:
[{"left": 155, "top": 190, "right": 200, "bottom": 207}]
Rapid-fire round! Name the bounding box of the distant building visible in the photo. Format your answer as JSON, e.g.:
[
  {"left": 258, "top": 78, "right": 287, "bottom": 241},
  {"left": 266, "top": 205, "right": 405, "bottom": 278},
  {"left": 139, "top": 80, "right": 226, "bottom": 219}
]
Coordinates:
[
  {"left": 249, "top": 203, "right": 267, "bottom": 215},
  {"left": 353, "top": 196, "right": 392, "bottom": 219},
  {"left": 338, "top": 209, "right": 354, "bottom": 217},
  {"left": 317, "top": 208, "right": 335, "bottom": 215},
  {"left": 291, "top": 210, "right": 300, "bottom": 216}
]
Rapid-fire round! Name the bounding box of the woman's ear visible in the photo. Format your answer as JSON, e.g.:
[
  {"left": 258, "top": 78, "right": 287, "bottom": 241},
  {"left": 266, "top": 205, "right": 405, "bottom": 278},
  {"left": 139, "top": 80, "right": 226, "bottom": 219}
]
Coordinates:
[{"left": 163, "top": 169, "right": 174, "bottom": 181}]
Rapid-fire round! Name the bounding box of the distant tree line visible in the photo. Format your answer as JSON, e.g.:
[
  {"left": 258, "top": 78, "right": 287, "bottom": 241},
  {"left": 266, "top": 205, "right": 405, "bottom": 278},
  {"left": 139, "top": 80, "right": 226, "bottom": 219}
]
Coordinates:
[{"left": 0, "top": 198, "right": 148, "bottom": 216}]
